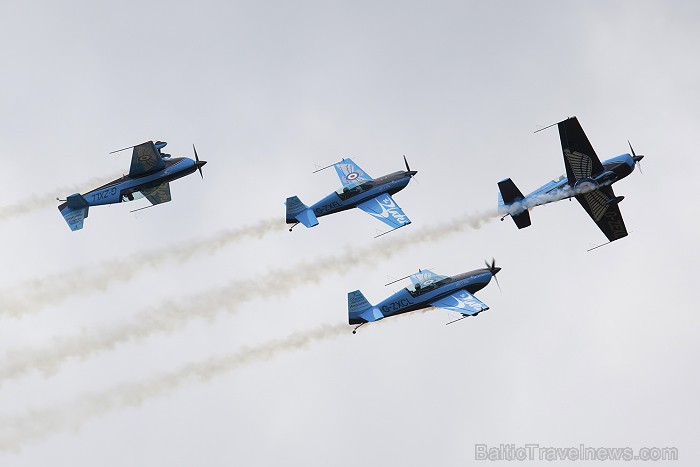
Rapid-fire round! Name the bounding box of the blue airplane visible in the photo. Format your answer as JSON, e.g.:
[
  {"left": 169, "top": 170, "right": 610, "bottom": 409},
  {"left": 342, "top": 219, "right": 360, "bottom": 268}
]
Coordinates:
[
  {"left": 286, "top": 157, "right": 416, "bottom": 236},
  {"left": 497, "top": 116, "right": 643, "bottom": 245},
  {"left": 57, "top": 141, "right": 206, "bottom": 231},
  {"left": 348, "top": 260, "right": 501, "bottom": 333}
]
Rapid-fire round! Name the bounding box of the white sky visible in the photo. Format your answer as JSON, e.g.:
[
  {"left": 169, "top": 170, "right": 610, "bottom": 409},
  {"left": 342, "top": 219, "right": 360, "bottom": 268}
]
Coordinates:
[{"left": 0, "top": 1, "right": 698, "bottom": 465}]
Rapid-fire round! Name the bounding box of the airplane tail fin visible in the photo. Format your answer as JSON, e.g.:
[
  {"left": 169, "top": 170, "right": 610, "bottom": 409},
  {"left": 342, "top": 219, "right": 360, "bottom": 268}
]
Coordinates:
[
  {"left": 285, "top": 196, "right": 319, "bottom": 228},
  {"left": 348, "top": 290, "right": 384, "bottom": 325},
  {"left": 58, "top": 193, "right": 89, "bottom": 231},
  {"left": 497, "top": 178, "right": 531, "bottom": 229}
]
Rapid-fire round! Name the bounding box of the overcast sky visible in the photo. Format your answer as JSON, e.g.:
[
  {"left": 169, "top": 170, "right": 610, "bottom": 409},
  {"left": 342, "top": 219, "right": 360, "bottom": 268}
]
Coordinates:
[{"left": 0, "top": 1, "right": 698, "bottom": 465}]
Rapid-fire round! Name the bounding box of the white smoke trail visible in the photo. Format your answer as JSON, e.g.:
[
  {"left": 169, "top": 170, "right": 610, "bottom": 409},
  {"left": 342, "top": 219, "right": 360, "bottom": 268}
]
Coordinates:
[
  {"left": 0, "top": 209, "right": 498, "bottom": 383},
  {"left": 0, "top": 173, "right": 123, "bottom": 222},
  {"left": 0, "top": 217, "right": 281, "bottom": 318},
  {"left": 501, "top": 182, "right": 600, "bottom": 216},
  {"left": 0, "top": 323, "right": 349, "bottom": 452}
]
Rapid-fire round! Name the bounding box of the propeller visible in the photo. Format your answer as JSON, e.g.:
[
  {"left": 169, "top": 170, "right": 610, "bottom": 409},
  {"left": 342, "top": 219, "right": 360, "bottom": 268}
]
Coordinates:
[
  {"left": 485, "top": 258, "right": 502, "bottom": 292},
  {"left": 628, "top": 140, "right": 644, "bottom": 174},
  {"left": 193, "top": 144, "right": 206, "bottom": 179},
  {"left": 403, "top": 155, "right": 417, "bottom": 178}
]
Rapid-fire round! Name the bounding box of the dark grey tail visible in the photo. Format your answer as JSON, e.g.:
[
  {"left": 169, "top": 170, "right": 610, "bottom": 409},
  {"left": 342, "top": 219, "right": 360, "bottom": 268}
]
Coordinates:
[{"left": 497, "top": 178, "right": 531, "bottom": 229}]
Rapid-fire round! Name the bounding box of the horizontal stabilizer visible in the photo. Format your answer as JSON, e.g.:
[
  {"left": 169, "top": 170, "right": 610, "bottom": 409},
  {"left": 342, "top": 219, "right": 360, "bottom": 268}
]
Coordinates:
[
  {"left": 498, "top": 178, "right": 531, "bottom": 229},
  {"left": 511, "top": 211, "right": 531, "bottom": 229},
  {"left": 66, "top": 193, "right": 89, "bottom": 209},
  {"left": 497, "top": 178, "right": 525, "bottom": 205}
]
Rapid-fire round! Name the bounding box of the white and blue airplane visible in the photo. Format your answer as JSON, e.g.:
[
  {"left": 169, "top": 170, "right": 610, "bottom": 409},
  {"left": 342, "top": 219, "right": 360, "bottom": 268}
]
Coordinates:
[
  {"left": 286, "top": 157, "right": 416, "bottom": 236},
  {"left": 348, "top": 260, "right": 501, "bottom": 333},
  {"left": 58, "top": 141, "right": 206, "bottom": 231},
  {"left": 497, "top": 117, "right": 643, "bottom": 244}
]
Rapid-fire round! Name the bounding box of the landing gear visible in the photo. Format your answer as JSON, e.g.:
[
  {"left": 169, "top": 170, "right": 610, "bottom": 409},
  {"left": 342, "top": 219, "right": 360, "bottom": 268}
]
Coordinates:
[
  {"left": 288, "top": 222, "right": 299, "bottom": 232},
  {"left": 352, "top": 322, "right": 365, "bottom": 334}
]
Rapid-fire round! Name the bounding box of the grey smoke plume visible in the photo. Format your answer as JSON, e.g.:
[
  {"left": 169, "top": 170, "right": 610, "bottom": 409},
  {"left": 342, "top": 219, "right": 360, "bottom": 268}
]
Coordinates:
[
  {"left": 0, "top": 323, "right": 349, "bottom": 452},
  {"left": 500, "top": 182, "right": 598, "bottom": 216},
  {"left": 0, "top": 173, "right": 123, "bottom": 222},
  {"left": 0, "top": 209, "right": 497, "bottom": 383},
  {"left": 0, "top": 217, "right": 282, "bottom": 318}
]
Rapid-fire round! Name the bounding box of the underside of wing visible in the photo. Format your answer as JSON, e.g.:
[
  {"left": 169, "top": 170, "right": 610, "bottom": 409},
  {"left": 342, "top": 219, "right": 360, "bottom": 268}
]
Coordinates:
[
  {"left": 129, "top": 141, "right": 166, "bottom": 177},
  {"left": 357, "top": 192, "right": 411, "bottom": 229},
  {"left": 430, "top": 289, "right": 489, "bottom": 315},
  {"left": 558, "top": 117, "right": 604, "bottom": 184},
  {"left": 575, "top": 186, "right": 628, "bottom": 242},
  {"left": 142, "top": 182, "right": 172, "bottom": 205},
  {"left": 334, "top": 158, "right": 372, "bottom": 188}
]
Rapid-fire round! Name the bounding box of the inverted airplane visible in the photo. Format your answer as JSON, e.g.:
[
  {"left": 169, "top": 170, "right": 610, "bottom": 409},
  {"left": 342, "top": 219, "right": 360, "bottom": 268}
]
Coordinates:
[
  {"left": 286, "top": 157, "right": 416, "bottom": 236},
  {"left": 348, "top": 260, "right": 501, "bottom": 333},
  {"left": 58, "top": 141, "right": 206, "bottom": 231},
  {"left": 497, "top": 116, "right": 643, "bottom": 244}
]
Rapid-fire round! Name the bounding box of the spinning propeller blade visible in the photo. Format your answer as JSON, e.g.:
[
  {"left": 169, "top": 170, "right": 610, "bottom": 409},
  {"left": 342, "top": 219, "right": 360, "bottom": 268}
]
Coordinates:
[
  {"left": 485, "top": 258, "right": 502, "bottom": 292},
  {"left": 193, "top": 144, "right": 205, "bottom": 179},
  {"left": 628, "top": 140, "right": 644, "bottom": 174},
  {"left": 403, "top": 155, "right": 417, "bottom": 177}
]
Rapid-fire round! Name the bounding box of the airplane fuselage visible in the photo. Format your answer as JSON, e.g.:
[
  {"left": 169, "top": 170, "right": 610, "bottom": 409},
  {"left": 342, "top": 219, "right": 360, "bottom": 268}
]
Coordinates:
[
  {"left": 513, "top": 153, "right": 637, "bottom": 212},
  {"left": 376, "top": 268, "right": 495, "bottom": 319},
  {"left": 309, "top": 170, "right": 413, "bottom": 219},
  {"left": 81, "top": 157, "right": 202, "bottom": 206}
]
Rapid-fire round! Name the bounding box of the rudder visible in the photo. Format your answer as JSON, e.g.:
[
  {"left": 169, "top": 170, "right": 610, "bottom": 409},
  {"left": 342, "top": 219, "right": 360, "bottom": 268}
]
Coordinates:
[
  {"left": 285, "top": 195, "right": 319, "bottom": 228},
  {"left": 58, "top": 194, "right": 90, "bottom": 231},
  {"left": 348, "top": 290, "right": 383, "bottom": 324}
]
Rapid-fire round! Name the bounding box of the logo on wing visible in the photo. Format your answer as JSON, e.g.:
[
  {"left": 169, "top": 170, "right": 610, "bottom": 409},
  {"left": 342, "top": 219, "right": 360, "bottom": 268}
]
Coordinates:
[
  {"left": 367, "top": 195, "right": 409, "bottom": 225},
  {"left": 451, "top": 293, "right": 485, "bottom": 312}
]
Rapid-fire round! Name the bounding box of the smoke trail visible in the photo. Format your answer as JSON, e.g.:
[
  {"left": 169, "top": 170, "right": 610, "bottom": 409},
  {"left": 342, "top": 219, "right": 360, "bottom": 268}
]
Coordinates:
[
  {"left": 0, "top": 323, "right": 348, "bottom": 452},
  {"left": 0, "top": 209, "right": 497, "bottom": 383},
  {"left": 501, "top": 183, "right": 599, "bottom": 216},
  {"left": 0, "top": 217, "right": 281, "bottom": 318},
  {"left": 0, "top": 173, "right": 123, "bottom": 222}
]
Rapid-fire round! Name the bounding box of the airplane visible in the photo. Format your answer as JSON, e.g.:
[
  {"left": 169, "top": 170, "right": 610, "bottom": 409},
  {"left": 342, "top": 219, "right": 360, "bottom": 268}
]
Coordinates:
[
  {"left": 497, "top": 116, "right": 643, "bottom": 245},
  {"left": 348, "top": 260, "right": 501, "bottom": 333},
  {"left": 57, "top": 141, "right": 207, "bottom": 231},
  {"left": 285, "top": 156, "right": 417, "bottom": 236}
]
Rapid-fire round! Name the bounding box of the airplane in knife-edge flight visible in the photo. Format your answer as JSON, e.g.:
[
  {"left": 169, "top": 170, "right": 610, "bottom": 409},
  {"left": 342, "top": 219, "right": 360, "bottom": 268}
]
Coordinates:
[
  {"left": 497, "top": 116, "right": 643, "bottom": 247},
  {"left": 348, "top": 260, "right": 501, "bottom": 333},
  {"left": 285, "top": 156, "right": 416, "bottom": 236},
  {"left": 57, "top": 141, "right": 206, "bottom": 231}
]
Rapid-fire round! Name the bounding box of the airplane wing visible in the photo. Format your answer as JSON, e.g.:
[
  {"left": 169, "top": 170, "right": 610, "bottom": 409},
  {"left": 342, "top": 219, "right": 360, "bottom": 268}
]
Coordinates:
[
  {"left": 357, "top": 192, "right": 411, "bottom": 229},
  {"left": 142, "top": 182, "right": 172, "bottom": 205},
  {"left": 558, "top": 117, "right": 604, "bottom": 184},
  {"left": 430, "top": 289, "right": 489, "bottom": 315},
  {"left": 575, "top": 185, "right": 628, "bottom": 242},
  {"left": 129, "top": 141, "right": 166, "bottom": 177},
  {"left": 334, "top": 159, "right": 372, "bottom": 189}
]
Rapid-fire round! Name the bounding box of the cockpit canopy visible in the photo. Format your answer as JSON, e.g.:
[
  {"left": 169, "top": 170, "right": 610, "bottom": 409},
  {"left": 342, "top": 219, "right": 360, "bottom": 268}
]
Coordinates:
[{"left": 406, "top": 272, "right": 451, "bottom": 296}]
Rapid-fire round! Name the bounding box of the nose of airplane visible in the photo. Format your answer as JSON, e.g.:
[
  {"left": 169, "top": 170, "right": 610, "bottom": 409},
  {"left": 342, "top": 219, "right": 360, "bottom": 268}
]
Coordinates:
[
  {"left": 198, "top": 160, "right": 208, "bottom": 167},
  {"left": 492, "top": 266, "right": 501, "bottom": 275},
  {"left": 407, "top": 170, "right": 417, "bottom": 177}
]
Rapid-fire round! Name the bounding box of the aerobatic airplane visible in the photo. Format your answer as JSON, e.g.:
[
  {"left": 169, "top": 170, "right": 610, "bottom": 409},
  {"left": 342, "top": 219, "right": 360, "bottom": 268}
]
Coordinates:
[
  {"left": 348, "top": 260, "right": 501, "bottom": 333},
  {"left": 57, "top": 141, "right": 206, "bottom": 231},
  {"left": 285, "top": 157, "right": 416, "bottom": 236},
  {"left": 497, "top": 116, "right": 643, "bottom": 245}
]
